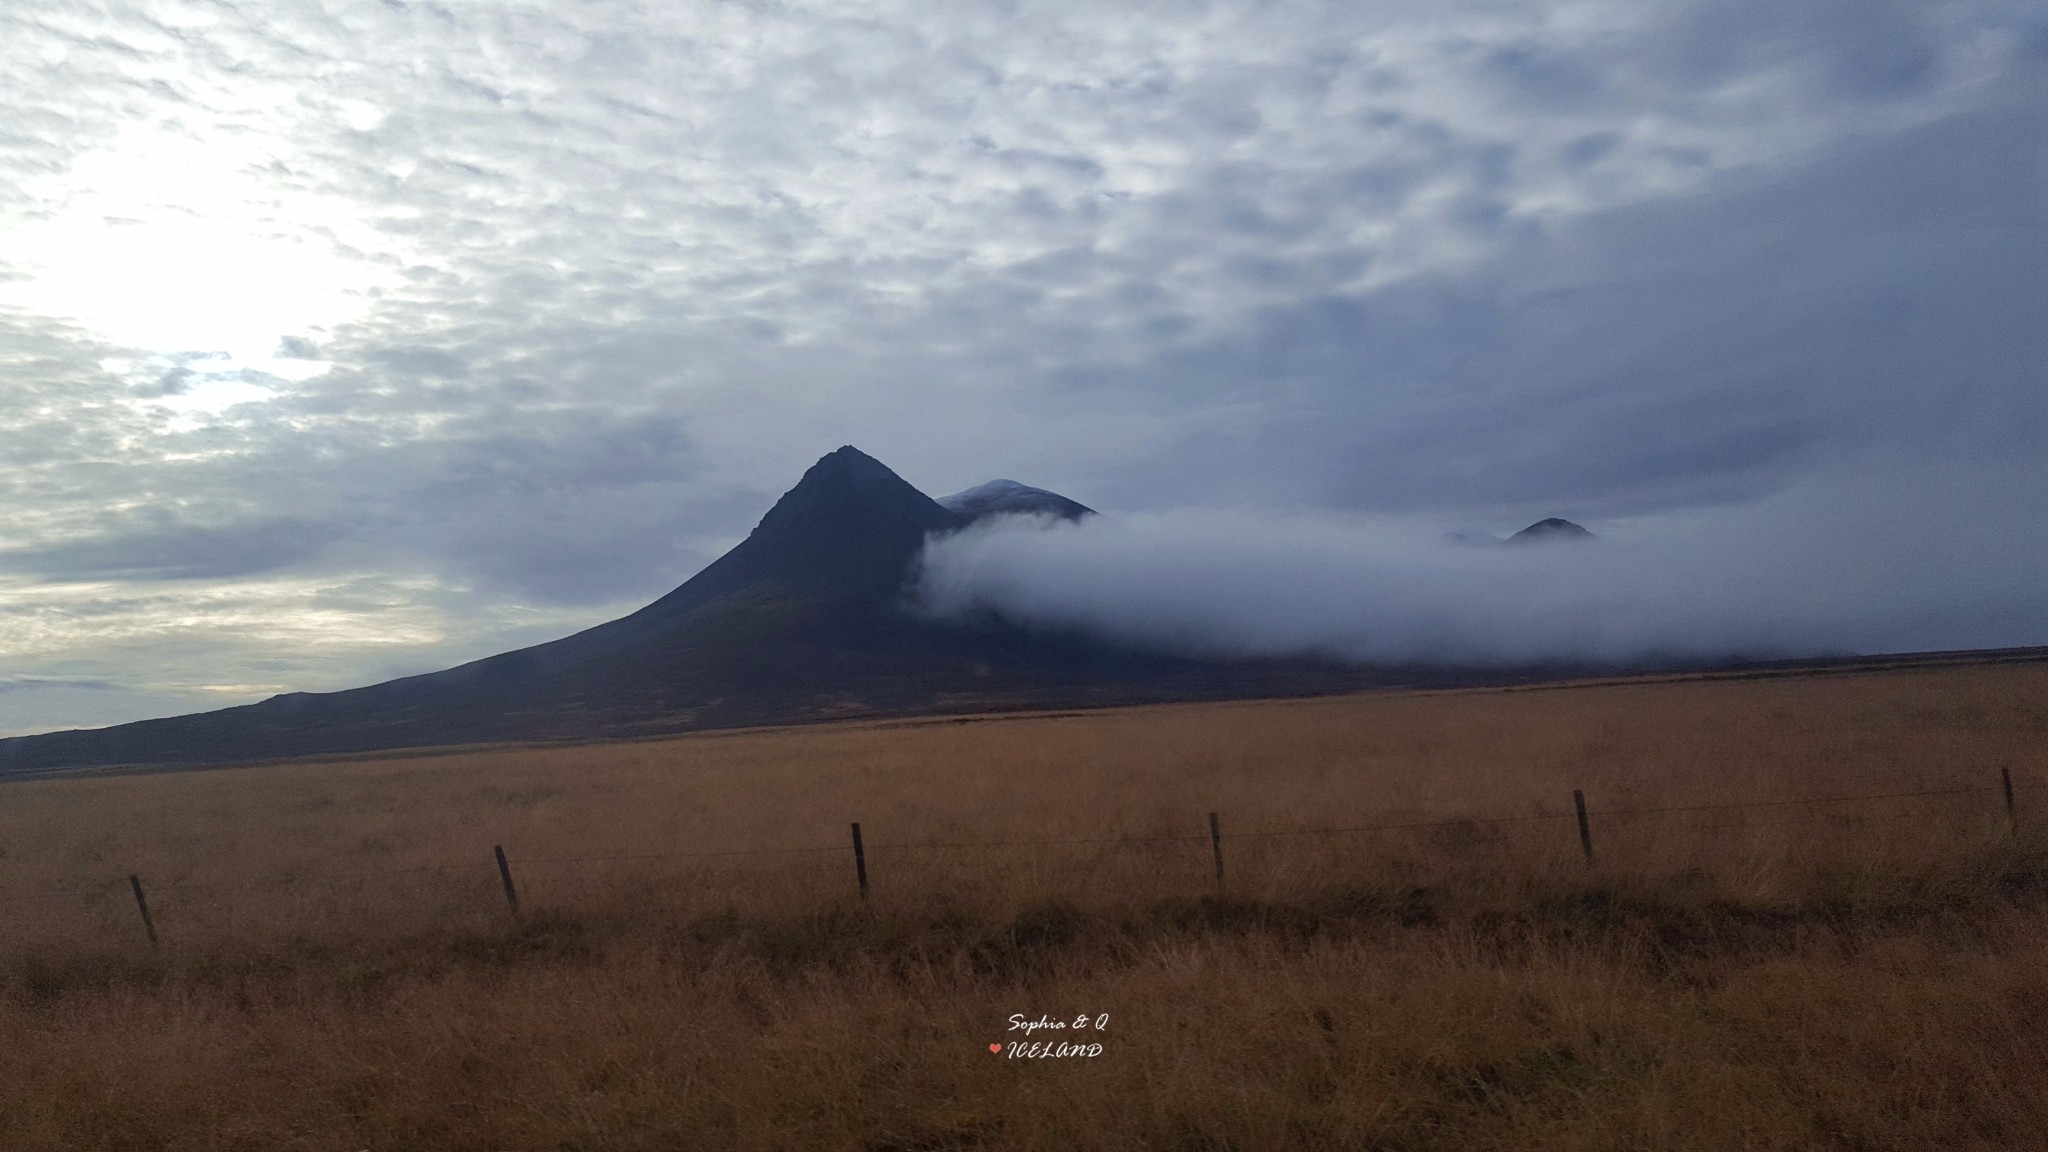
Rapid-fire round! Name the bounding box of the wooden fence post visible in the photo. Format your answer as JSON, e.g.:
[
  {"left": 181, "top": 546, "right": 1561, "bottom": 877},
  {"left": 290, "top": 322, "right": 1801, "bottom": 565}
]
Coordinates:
[
  {"left": 851, "top": 822, "right": 868, "bottom": 900},
  {"left": 128, "top": 873, "right": 158, "bottom": 948},
  {"left": 2003, "top": 767, "right": 2018, "bottom": 836},
  {"left": 1208, "top": 812, "right": 1224, "bottom": 889},
  {"left": 494, "top": 845, "right": 520, "bottom": 920},
  {"left": 1573, "top": 790, "right": 1593, "bottom": 863}
]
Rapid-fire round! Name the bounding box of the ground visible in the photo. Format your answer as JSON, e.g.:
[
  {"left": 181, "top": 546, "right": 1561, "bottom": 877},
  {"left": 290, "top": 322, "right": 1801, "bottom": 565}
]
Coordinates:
[{"left": 3, "top": 660, "right": 2046, "bottom": 1149}]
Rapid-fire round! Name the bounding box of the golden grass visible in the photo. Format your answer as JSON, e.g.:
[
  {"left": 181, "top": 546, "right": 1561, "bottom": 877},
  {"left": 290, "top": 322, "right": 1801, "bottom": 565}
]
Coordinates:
[{"left": 3, "top": 661, "right": 2048, "bottom": 1149}]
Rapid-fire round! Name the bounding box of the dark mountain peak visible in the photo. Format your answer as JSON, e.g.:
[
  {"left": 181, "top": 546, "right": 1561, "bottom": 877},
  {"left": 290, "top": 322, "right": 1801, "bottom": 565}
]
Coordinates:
[
  {"left": 755, "top": 446, "right": 960, "bottom": 536},
  {"left": 938, "top": 478, "right": 1095, "bottom": 524},
  {"left": 1508, "top": 517, "right": 1594, "bottom": 544},
  {"left": 669, "top": 446, "right": 964, "bottom": 608},
  {"left": 805, "top": 445, "right": 907, "bottom": 490}
]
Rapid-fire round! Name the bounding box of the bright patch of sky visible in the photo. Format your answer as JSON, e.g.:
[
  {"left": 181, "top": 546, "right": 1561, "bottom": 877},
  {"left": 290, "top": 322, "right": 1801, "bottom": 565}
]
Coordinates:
[{"left": 1, "top": 128, "right": 387, "bottom": 362}]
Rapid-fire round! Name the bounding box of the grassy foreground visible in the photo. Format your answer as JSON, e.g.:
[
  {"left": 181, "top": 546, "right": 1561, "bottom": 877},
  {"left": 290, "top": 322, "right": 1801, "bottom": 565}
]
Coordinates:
[{"left": 3, "top": 661, "right": 2047, "bottom": 1149}]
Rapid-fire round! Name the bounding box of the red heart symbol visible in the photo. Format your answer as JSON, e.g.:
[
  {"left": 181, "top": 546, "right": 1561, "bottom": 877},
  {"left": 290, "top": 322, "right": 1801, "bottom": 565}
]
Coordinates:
[{"left": 988, "top": 1043, "right": 1001, "bottom": 1053}]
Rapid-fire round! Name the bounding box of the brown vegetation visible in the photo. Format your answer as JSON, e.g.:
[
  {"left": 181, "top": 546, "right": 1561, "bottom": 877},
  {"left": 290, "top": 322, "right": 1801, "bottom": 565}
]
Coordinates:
[{"left": 4, "top": 660, "right": 2048, "bottom": 1150}]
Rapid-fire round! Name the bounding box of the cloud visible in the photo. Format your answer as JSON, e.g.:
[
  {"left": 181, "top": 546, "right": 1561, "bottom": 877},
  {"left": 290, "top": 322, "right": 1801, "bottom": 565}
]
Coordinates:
[
  {"left": 1065, "top": 76, "right": 2048, "bottom": 519},
  {"left": 0, "top": 517, "right": 341, "bottom": 581},
  {"left": 0, "top": 676, "right": 119, "bottom": 696},
  {"left": 919, "top": 457, "right": 2048, "bottom": 667},
  {"left": 0, "top": 678, "right": 172, "bottom": 741}
]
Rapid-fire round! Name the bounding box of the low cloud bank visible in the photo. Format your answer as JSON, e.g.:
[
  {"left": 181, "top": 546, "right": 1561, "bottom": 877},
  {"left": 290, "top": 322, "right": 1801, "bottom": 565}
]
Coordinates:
[{"left": 917, "top": 465, "right": 2048, "bottom": 667}]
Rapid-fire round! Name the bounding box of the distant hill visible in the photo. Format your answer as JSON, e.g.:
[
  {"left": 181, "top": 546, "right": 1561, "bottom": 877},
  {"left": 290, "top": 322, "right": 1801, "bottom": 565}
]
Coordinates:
[
  {"left": 938, "top": 479, "right": 1095, "bottom": 523},
  {"left": 1508, "top": 518, "right": 1594, "bottom": 544},
  {"left": 2, "top": 448, "right": 1437, "bottom": 773},
  {"left": 1446, "top": 518, "right": 1596, "bottom": 547}
]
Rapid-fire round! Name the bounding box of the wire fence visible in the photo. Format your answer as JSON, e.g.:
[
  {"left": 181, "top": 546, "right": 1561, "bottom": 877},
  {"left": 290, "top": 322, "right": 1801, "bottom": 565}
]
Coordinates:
[{"left": 0, "top": 770, "right": 2040, "bottom": 946}]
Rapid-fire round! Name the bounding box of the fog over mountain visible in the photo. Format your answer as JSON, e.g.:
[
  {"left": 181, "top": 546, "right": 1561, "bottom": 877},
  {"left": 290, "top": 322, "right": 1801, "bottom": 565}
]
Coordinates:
[
  {"left": 920, "top": 460, "right": 2048, "bottom": 666},
  {"left": 0, "top": 448, "right": 1409, "bottom": 772}
]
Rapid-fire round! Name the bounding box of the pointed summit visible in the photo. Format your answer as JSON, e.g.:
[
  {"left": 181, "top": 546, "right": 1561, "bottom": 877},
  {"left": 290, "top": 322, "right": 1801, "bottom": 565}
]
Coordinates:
[
  {"left": 754, "top": 446, "right": 962, "bottom": 544},
  {"left": 636, "top": 447, "right": 962, "bottom": 618},
  {"left": 737, "top": 446, "right": 963, "bottom": 597}
]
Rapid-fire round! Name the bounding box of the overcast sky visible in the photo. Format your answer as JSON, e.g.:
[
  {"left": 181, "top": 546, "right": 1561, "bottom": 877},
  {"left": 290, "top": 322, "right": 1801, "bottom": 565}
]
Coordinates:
[{"left": 2, "top": 1, "right": 2044, "bottom": 735}]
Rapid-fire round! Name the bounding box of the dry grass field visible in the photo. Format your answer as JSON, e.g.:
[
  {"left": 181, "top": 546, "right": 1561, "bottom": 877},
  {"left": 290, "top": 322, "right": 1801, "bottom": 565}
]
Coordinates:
[{"left": 4, "top": 660, "right": 2048, "bottom": 1150}]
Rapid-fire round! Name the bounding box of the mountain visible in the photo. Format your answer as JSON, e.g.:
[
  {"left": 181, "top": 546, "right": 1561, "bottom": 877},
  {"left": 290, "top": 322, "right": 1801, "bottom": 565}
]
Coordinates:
[
  {"left": 938, "top": 479, "right": 1094, "bottom": 523},
  {"left": 1442, "top": 519, "right": 1594, "bottom": 547},
  {"left": 1507, "top": 518, "right": 1594, "bottom": 544},
  {"left": 0, "top": 448, "right": 1411, "bottom": 774}
]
